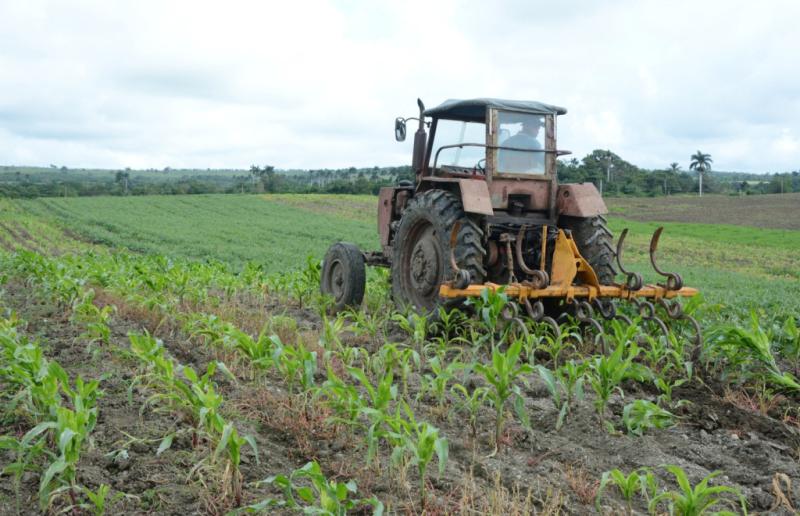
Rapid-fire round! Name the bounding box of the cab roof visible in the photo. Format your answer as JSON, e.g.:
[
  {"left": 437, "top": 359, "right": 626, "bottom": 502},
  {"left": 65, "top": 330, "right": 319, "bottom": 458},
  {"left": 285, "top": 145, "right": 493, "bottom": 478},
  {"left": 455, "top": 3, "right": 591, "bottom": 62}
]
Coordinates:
[{"left": 424, "top": 98, "right": 567, "bottom": 123}]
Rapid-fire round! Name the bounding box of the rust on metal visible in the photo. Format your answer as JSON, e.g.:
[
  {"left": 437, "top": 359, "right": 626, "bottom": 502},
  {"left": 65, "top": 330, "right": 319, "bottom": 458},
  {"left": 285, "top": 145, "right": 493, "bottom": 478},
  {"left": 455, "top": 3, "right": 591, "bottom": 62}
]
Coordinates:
[
  {"left": 377, "top": 187, "right": 394, "bottom": 247},
  {"left": 458, "top": 178, "right": 494, "bottom": 215},
  {"left": 556, "top": 183, "right": 608, "bottom": 217}
]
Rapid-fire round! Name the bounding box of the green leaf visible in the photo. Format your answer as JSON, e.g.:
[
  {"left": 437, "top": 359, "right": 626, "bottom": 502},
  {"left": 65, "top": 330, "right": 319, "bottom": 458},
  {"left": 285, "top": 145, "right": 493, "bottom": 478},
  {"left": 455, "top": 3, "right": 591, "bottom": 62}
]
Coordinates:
[{"left": 156, "top": 433, "right": 174, "bottom": 456}]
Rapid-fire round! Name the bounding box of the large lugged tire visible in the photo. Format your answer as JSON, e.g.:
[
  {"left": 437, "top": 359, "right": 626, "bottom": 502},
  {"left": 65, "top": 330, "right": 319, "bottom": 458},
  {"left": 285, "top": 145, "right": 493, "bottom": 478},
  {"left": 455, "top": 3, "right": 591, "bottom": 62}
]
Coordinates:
[
  {"left": 559, "top": 215, "right": 617, "bottom": 284},
  {"left": 321, "top": 242, "right": 366, "bottom": 313},
  {"left": 391, "top": 190, "right": 486, "bottom": 311}
]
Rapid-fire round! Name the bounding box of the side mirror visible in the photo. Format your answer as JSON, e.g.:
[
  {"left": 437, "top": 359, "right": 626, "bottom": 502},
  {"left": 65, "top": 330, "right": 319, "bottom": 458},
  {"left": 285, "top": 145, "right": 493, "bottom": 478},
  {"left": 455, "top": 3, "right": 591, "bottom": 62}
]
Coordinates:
[{"left": 394, "top": 117, "right": 407, "bottom": 142}]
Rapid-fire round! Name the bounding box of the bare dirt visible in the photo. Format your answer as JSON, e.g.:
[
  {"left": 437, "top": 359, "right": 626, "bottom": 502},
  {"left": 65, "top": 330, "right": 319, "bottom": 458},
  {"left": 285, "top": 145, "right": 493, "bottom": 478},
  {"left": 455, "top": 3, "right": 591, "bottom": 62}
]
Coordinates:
[
  {"left": 607, "top": 193, "right": 800, "bottom": 230},
  {"left": 1, "top": 284, "right": 799, "bottom": 515}
]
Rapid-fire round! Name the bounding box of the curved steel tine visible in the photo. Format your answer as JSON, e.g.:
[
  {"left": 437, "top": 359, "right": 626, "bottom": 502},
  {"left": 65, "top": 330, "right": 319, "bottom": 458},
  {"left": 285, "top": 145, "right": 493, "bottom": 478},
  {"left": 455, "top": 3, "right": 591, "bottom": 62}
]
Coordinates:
[
  {"left": 515, "top": 225, "right": 537, "bottom": 276},
  {"left": 523, "top": 297, "right": 544, "bottom": 320},
  {"left": 510, "top": 317, "right": 530, "bottom": 342},
  {"left": 576, "top": 300, "right": 607, "bottom": 354},
  {"left": 615, "top": 227, "right": 643, "bottom": 290},
  {"left": 542, "top": 316, "right": 561, "bottom": 340},
  {"left": 616, "top": 228, "right": 632, "bottom": 275},
  {"left": 684, "top": 314, "right": 703, "bottom": 362},
  {"left": 658, "top": 299, "right": 703, "bottom": 362},
  {"left": 649, "top": 226, "right": 683, "bottom": 291},
  {"left": 449, "top": 221, "right": 471, "bottom": 288},
  {"left": 615, "top": 313, "right": 633, "bottom": 326},
  {"left": 650, "top": 314, "right": 670, "bottom": 338},
  {"left": 593, "top": 298, "right": 616, "bottom": 320}
]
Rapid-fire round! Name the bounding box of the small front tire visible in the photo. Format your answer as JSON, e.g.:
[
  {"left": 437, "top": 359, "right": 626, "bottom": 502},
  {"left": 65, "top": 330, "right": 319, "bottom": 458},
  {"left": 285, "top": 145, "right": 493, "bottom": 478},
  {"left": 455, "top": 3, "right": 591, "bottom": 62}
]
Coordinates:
[{"left": 321, "top": 242, "right": 366, "bottom": 313}]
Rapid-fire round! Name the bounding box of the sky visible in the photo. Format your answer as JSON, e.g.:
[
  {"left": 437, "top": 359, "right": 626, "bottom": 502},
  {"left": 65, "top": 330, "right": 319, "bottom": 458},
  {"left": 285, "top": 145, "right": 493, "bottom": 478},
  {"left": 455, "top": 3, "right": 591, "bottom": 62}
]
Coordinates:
[{"left": 0, "top": 0, "right": 798, "bottom": 173}]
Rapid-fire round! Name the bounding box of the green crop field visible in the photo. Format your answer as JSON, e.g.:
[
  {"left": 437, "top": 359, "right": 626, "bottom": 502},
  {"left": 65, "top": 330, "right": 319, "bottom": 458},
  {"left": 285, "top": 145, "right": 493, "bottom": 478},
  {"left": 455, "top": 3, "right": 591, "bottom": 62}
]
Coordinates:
[
  {"left": 6, "top": 193, "right": 799, "bottom": 313},
  {"left": 1, "top": 192, "right": 799, "bottom": 514}
]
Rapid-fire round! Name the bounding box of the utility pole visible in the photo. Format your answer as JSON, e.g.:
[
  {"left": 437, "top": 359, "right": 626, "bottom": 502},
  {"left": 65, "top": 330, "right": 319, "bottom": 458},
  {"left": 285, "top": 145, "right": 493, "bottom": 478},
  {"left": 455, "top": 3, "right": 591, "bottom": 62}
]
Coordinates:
[{"left": 599, "top": 178, "right": 603, "bottom": 196}]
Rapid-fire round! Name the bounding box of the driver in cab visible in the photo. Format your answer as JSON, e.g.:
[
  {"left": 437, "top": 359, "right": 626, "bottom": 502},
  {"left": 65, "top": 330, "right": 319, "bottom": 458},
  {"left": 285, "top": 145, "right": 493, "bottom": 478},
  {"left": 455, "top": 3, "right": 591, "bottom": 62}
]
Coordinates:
[{"left": 498, "top": 117, "right": 545, "bottom": 174}]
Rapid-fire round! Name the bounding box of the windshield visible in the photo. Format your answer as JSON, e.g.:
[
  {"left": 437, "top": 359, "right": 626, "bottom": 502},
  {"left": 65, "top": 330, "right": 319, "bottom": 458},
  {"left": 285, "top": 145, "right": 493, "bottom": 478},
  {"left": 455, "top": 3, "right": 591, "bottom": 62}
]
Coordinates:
[
  {"left": 433, "top": 120, "right": 486, "bottom": 169},
  {"left": 497, "top": 111, "right": 545, "bottom": 175}
]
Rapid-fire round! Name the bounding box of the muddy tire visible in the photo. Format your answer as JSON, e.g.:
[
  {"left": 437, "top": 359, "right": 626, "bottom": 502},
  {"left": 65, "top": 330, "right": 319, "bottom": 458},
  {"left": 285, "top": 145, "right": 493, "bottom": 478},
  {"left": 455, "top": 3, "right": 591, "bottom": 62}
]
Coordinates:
[
  {"left": 321, "top": 242, "right": 366, "bottom": 313},
  {"left": 559, "top": 214, "right": 617, "bottom": 284},
  {"left": 391, "top": 190, "right": 486, "bottom": 311}
]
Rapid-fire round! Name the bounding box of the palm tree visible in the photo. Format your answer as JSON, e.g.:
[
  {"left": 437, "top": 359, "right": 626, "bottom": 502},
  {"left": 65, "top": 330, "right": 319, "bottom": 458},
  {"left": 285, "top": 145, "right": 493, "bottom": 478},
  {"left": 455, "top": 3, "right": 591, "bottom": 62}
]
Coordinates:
[
  {"left": 669, "top": 162, "right": 680, "bottom": 174},
  {"left": 689, "top": 151, "right": 712, "bottom": 197}
]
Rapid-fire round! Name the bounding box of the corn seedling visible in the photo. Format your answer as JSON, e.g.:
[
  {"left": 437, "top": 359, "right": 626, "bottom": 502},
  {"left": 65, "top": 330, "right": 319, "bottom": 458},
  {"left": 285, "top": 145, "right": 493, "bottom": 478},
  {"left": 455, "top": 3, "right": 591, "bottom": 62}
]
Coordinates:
[
  {"left": 473, "top": 339, "right": 533, "bottom": 452},
  {"left": 241, "top": 460, "right": 383, "bottom": 515},
  {"left": 74, "top": 484, "right": 125, "bottom": 516},
  {"left": 349, "top": 367, "right": 397, "bottom": 463},
  {"left": 588, "top": 339, "right": 647, "bottom": 425},
  {"left": 595, "top": 467, "right": 657, "bottom": 515},
  {"left": 450, "top": 383, "right": 489, "bottom": 439},
  {"left": 385, "top": 403, "right": 448, "bottom": 509},
  {"left": 648, "top": 466, "right": 747, "bottom": 516},
  {"left": 622, "top": 399, "right": 675, "bottom": 436},
  {"left": 392, "top": 311, "right": 431, "bottom": 350},
  {"left": 419, "top": 355, "right": 463, "bottom": 409},
  {"left": 711, "top": 311, "right": 800, "bottom": 391},
  {"left": 536, "top": 360, "right": 585, "bottom": 430},
  {"left": 71, "top": 289, "right": 115, "bottom": 348}
]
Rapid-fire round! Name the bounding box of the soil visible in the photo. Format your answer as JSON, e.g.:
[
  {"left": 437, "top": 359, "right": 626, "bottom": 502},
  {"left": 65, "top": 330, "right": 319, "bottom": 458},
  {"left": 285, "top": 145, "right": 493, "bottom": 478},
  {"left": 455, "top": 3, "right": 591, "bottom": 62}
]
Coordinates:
[
  {"left": 1, "top": 282, "right": 799, "bottom": 515},
  {"left": 607, "top": 192, "right": 800, "bottom": 230}
]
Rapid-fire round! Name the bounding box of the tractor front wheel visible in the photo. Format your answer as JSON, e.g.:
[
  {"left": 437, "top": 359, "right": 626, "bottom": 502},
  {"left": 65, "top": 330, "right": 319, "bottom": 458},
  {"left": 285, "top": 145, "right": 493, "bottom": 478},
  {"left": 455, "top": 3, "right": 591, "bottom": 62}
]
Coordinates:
[
  {"left": 391, "top": 190, "right": 486, "bottom": 312},
  {"left": 321, "top": 242, "right": 366, "bottom": 312}
]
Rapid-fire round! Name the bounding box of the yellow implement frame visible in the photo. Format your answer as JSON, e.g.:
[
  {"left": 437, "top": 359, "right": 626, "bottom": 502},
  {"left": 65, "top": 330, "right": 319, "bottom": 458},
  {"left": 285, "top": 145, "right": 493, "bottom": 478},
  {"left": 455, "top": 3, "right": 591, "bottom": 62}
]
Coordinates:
[{"left": 440, "top": 229, "right": 698, "bottom": 303}]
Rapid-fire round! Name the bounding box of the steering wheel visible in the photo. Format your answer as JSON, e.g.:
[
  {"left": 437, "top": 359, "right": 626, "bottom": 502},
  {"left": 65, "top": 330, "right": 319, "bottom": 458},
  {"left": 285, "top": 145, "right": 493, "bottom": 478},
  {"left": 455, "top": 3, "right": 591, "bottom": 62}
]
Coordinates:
[{"left": 474, "top": 158, "right": 486, "bottom": 175}]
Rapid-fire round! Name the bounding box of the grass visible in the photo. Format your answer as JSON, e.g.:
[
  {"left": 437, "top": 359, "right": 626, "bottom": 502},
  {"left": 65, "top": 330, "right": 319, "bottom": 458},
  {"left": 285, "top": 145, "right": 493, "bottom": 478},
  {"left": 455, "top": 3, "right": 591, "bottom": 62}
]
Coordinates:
[
  {"left": 5, "top": 193, "right": 798, "bottom": 313},
  {"left": 11, "top": 195, "right": 378, "bottom": 271}
]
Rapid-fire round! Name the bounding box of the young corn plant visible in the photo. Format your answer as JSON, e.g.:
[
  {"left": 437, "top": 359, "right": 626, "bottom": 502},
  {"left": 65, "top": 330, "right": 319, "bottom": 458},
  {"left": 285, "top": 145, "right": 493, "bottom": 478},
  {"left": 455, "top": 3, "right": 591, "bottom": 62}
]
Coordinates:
[
  {"left": 71, "top": 289, "right": 115, "bottom": 348},
  {"left": 595, "top": 467, "right": 657, "bottom": 515},
  {"left": 349, "top": 367, "right": 397, "bottom": 464},
  {"left": 711, "top": 311, "right": 800, "bottom": 391},
  {"left": 392, "top": 311, "right": 431, "bottom": 350},
  {"left": 419, "top": 356, "right": 463, "bottom": 410},
  {"left": 588, "top": 339, "right": 647, "bottom": 428},
  {"left": 241, "top": 460, "right": 383, "bottom": 515},
  {"left": 316, "top": 366, "right": 364, "bottom": 427},
  {"left": 648, "top": 466, "right": 747, "bottom": 516},
  {"left": 75, "top": 484, "right": 125, "bottom": 516},
  {"left": 780, "top": 316, "right": 800, "bottom": 375},
  {"left": 385, "top": 403, "right": 448, "bottom": 509},
  {"left": 622, "top": 399, "right": 675, "bottom": 436},
  {"left": 38, "top": 376, "right": 102, "bottom": 510},
  {"left": 473, "top": 339, "right": 533, "bottom": 452},
  {"left": 536, "top": 360, "right": 586, "bottom": 430},
  {"left": 450, "top": 384, "right": 489, "bottom": 439}
]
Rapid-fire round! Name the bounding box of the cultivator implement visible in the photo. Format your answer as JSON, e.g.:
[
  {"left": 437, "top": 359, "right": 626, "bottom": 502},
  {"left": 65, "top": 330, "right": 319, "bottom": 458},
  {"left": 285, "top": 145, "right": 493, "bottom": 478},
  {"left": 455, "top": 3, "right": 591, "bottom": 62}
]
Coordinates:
[{"left": 441, "top": 226, "right": 702, "bottom": 354}]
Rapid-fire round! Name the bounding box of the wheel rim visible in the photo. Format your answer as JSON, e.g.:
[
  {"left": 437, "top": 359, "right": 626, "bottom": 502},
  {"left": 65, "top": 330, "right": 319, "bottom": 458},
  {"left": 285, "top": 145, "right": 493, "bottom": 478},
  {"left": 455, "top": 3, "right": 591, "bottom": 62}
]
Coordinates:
[
  {"left": 328, "top": 259, "right": 346, "bottom": 303},
  {"left": 401, "top": 223, "right": 443, "bottom": 309}
]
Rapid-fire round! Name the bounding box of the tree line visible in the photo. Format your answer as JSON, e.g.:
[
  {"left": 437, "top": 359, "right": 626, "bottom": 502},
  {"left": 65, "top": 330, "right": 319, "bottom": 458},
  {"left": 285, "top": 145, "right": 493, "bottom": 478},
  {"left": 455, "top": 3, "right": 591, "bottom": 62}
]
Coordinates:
[{"left": 0, "top": 151, "right": 796, "bottom": 199}]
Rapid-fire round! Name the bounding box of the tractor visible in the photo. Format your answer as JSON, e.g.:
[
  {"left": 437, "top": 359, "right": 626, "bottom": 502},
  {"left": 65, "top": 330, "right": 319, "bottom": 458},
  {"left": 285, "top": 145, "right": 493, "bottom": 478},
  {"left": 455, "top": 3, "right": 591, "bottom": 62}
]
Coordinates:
[{"left": 320, "top": 98, "right": 700, "bottom": 346}]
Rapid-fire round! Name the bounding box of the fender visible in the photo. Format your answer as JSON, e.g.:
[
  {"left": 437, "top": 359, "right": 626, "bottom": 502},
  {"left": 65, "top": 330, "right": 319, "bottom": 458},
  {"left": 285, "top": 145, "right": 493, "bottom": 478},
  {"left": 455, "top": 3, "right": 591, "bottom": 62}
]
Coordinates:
[
  {"left": 556, "top": 183, "right": 608, "bottom": 217},
  {"left": 420, "top": 177, "right": 494, "bottom": 216}
]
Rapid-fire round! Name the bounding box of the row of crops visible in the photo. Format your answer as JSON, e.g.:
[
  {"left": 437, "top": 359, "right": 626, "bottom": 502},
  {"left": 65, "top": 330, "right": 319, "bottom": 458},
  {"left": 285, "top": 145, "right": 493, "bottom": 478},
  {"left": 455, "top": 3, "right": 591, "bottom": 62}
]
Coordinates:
[{"left": 1, "top": 244, "right": 798, "bottom": 514}]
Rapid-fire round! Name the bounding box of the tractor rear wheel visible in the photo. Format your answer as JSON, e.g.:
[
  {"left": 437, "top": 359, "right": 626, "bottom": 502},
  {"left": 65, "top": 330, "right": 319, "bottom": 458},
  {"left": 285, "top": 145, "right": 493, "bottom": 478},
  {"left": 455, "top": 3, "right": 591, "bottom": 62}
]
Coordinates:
[
  {"left": 391, "top": 190, "right": 486, "bottom": 311},
  {"left": 559, "top": 215, "right": 617, "bottom": 284},
  {"left": 321, "top": 242, "right": 366, "bottom": 312}
]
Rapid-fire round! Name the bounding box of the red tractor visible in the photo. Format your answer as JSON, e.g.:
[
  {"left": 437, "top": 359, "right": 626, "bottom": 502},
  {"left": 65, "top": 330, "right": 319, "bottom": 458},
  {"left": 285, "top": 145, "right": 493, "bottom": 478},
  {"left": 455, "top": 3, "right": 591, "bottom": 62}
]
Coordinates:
[{"left": 321, "top": 98, "right": 698, "bottom": 339}]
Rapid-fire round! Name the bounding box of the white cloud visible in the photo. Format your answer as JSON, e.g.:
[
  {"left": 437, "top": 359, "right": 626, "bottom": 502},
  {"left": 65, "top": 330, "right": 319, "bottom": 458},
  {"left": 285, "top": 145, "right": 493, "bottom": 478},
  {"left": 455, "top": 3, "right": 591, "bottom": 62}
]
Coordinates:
[{"left": 0, "top": 0, "right": 797, "bottom": 172}]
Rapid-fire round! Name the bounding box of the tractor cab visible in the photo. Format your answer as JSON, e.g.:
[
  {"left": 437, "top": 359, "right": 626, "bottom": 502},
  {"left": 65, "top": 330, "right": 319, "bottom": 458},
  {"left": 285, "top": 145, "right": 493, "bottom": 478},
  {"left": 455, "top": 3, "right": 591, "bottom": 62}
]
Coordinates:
[{"left": 396, "top": 98, "right": 570, "bottom": 220}]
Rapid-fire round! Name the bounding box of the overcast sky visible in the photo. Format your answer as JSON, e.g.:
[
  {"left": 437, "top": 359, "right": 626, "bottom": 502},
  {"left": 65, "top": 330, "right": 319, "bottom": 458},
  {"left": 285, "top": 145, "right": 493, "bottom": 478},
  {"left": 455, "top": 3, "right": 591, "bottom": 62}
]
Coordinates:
[{"left": 1, "top": 0, "right": 798, "bottom": 173}]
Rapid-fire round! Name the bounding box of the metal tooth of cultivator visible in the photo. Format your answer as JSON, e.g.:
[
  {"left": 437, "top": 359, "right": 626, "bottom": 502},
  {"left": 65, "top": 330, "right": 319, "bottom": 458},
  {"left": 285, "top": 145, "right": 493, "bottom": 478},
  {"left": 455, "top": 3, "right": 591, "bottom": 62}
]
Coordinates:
[
  {"left": 522, "top": 297, "right": 561, "bottom": 339},
  {"left": 657, "top": 298, "right": 703, "bottom": 361},
  {"left": 615, "top": 228, "right": 644, "bottom": 291},
  {"left": 499, "top": 300, "right": 529, "bottom": 340},
  {"left": 630, "top": 298, "right": 670, "bottom": 338},
  {"left": 649, "top": 227, "right": 683, "bottom": 291},
  {"left": 592, "top": 298, "right": 633, "bottom": 326},
  {"left": 574, "top": 300, "right": 608, "bottom": 354}
]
